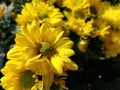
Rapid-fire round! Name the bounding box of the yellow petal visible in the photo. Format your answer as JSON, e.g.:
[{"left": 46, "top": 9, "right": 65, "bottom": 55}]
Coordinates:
[
  {"left": 60, "top": 56, "right": 78, "bottom": 70},
  {"left": 42, "top": 67, "right": 54, "bottom": 90},
  {"left": 54, "top": 37, "right": 74, "bottom": 49},
  {"left": 7, "top": 46, "right": 25, "bottom": 60},
  {"left": 50, "top": 55, "right": 64, "bottom": 75},
  {"left": 7, "top": 45, "right": 37, "bottom": 60},
  {"left": 53, "top": 29, "right": 64, "bottom": 44},
  {"left": 15, "top": 32, "right": 34, "bottom": 47},
  {"left": 57, "top": 48, "right": 75, "bottom": 57},
  {"left": 41, "top": 24, "right": 64, "bottom": 45},
  {"left": 25, "top": 55, "right": 49, "bottom": 75}
]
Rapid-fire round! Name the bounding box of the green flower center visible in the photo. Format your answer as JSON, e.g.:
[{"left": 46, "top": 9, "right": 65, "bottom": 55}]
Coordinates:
[
  {"left": 39, "top": 42, "right": 54, "bottom": 57},
  {"left": 19, "top": 70, "right": 35, "bottom": 89},
  {"left": 39, "top": 13, "right": 48, "bottom": 20}
]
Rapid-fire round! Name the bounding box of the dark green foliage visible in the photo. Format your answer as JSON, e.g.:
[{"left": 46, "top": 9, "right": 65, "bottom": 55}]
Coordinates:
[
  {"left": 12, "top": 0, "right": 32, "bottom": 13},
  {"left": 103, "top": 0, "right": 120, "bottom": 5}
]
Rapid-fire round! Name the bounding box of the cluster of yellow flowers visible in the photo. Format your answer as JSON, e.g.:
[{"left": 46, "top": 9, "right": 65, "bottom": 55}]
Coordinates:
[
  {"left": 1, "top": 0, "right": 120, "bottom": 90},
  {"left": 1, "top": 0, "right": 78, "bottom": 90},
  {"left": 63, "top": 0, "right": 120, "bottom": 58}
]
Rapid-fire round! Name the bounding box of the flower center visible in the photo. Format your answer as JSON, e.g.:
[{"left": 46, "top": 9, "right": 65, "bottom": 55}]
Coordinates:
[
  {"left": 19, "top": 70, "right": 35, "bottom": 89},
  {"left": 39, "top": 13, "right": 48, "bottom": 20},
  {"left": 89, "top": 7, "right": 97, "bottom": 15},
  {"left": 39, "top": 42, "right": 54, "bottom": 57}
]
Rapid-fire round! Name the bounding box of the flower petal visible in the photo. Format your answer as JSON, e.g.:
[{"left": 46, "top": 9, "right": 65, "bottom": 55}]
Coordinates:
[
  {"left": 50, "top": 55, "right": 64, "bottom": 75},
  {"left": 60, "top": 56, "right": 78, "bottom": 70},
  {"left": 54, "top": 37, "right": 74, "bottom": 49},
  {"left": 42, "top": 68, "right": 54, "bottom": 90},
  {"left": 57, "top": 48, "right": 75, "bottom": 57},
  {"left": 25, "top": 55, "right": 49, "bottom": 75},
  {"left": 7, "top": 45, "right": 37, "bottom": 60}
]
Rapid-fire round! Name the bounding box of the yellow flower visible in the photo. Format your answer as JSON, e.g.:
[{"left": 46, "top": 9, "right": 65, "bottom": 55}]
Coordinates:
[
  {"left": 16, "top": 1, "right": 63, "bottom": 28},
  {"left": 100, "top": 29, "right": 120, "bottom": 58},
  {"left": 7, "top": 21, "right": 78, "bottom": 89},
  {"left": 90, "top": 19, "right": 110, "bottom": 38},
  {"left": 63, "top": 0, "right": 111, "bottom": 39},
  {"left": 66, "top": 17, "right": 93, "bottom": 37},
  {"left": 101, "top": 4, "right": 120, "bottom": 30},
  {"left": 64, "top": 12, "right": 110, "bottom": 38},
  {"left": 78, "top": 40, "right": 89, "bottom": 52},
  {"left": 0, "top": 60, "right": 43, "bottom": 90},
  {"left": 8, "top": 21, "right": 78, "bottom": 74},
  {"left": 63, "top": 0, "right": 89, "bottom": 20},
  {"left": 87, "top": 0, "right": 110, "bottom": 17}
]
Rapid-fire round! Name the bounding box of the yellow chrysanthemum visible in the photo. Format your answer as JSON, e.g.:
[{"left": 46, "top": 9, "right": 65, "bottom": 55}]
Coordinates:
[
  {"left": 65, "top": 17, "right": 93, "bottom": 37},
  {"left": 63, "top": 0, "right": 111, "bottom": 38},
  {"left": 16, "top": 1, "right": 63, "bottom": 28},
  {"left": 87, "top": 0, "right": 110, "bottom": 17},
  {"left": 63, "top": 0, "right": 89, "bottom": 21},
  {"left": 100, "top": 29, "right": 120, "bottom": 58},
  {"left": 0, "top": 60, "right": 43, "bottom": 90},
  {"left": 90, "top": 19, "right": 110, "bottom": 38},
  {"left": 64, "top": 11, "right": 110, "bottom": 38},
  {"left": 7, "top": 21, "right": 78, "bottom": 89},
  {"left": 101, "top": 4, "right": 120, "bottom": 30},
  {"left": 8, "top": 21, "right": 77, "bottom": 74}
]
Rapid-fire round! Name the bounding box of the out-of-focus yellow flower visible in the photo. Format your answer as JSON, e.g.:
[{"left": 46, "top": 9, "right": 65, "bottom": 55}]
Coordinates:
[
  {"left": 63, "top": 0, "right": 111, "bottom": 38},
  {"left": 87, "top": 0, "right": 110, "bottom": 17},
  {"left": 54, "top": 77, "right": 68, "bottom": 90},
  {"left": 101, "top": 4, "right": 120, "bottom": 30},
  {"left": 66, "top": 17, "right": 93, "bottom": 37},
  {"left": 63, "top": 0, "right": 89, "bottom": 21},
  {"left": 0, "top": 3, "right": 7, "bottom": 19},
  {"left": 16, "top": 1, "right": 63, "bottom": 28},
  {"left": 0, "top": 60, "right": 42, "bottom": 90},
  {"left": 90, "top": 19, "right": 110, "bottom": 38},
  {"left": 64, "top": 12, "right": 110, "bottom": 38},
  {"left": 7, "top": 21, "right": 78, "bottom": 90},
  {"left": 78, "top": 40, "right": 89, "bottom": 52},
  {"left": 101, "top": 29, "right": 120, "bottom": 58},
  {"left": 0, "top": 7, "right": 2, "bottom": 18}
]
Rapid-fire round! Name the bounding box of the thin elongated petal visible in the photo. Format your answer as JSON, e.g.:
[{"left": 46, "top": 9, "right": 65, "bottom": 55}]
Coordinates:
[
  {"left": 61, "top": 56, "right": 78, "bottom": 70},
  {"left": 54, "top": 37, "right": 74, "bottom": 49},
  {"left": 42, "top": 67, "right": 54, "bottom": 90},
  {"left": 57, "top": 48, "right": 75, "bottom": 57},
  {"left": 50, "top": 55, "right": 64, "bottom": 75}
]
